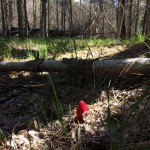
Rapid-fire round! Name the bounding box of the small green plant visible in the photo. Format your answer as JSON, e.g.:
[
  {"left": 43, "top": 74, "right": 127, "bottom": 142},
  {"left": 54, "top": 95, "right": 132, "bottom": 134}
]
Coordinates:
[
  {"left": 48, "top": 74, "right": 67, "bottom": 135},
  {"left": 27, "top": 50, "right": 36, "bottom": 59},
  {"left": 0, "top": 128, "right": 6, "bottom": 145},
  {"left": 40, "top": 97, "right": 49, "bottom": 125},
  {"left": 39, "top": 47, "right": 47, "bottom": 58},
  {"left": 106, "top": 91, "right": 118, "bottom": 150},
  {"left": 4, "top": 48, "right": 12, "bottom": 59},
  {"left": 0, "top": 129, "right": 4, "bottom": 140}
]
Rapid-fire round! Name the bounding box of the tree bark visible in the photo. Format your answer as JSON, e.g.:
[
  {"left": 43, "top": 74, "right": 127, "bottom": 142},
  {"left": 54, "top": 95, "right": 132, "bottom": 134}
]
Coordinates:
[
  {"left": 68, "top": 0, "right": 73, "bottom": 34},
  {"left": 40, "top": 0, "right": 47, "bottom": 38},
  {"left": 134, "top": 0, "right": 140, "bottom": 34},
  {"left": 47, "top": 0, "right": 50, "bottom": 30},
  {"left": 142, "top": 6, "right": 146, "bottom": 35},
  {"left": 33, "top": 0, "right": 36, "bottom": 28},
  {"left": 127, "top": 0, "right": 133, "bottom": 37},
  {"left": 0, "top": 58, "right": 150, "bottom": 76},
  {"left": 145, "top": 0, "right": 150, "bottom": 35},
  {"left": 4, "top": 0, "right": 9, "bottom": 37},
  {"left": 119, "top": 0, "right": 126, "bottom": 39},
  {"left": 1, "top": 0, "right": 6, "bottom": 35},
  {"left": 56, "top": 0, "right": 59, "bottom": 30},
  {"left": 8, "top": 0, "right": 13, "bottom": 27},
  {"left": 89, "top": 1, "right": 92, "bottom": 36},
  {"left": 17, "top": 0, "right": 24, "bottom": 38},
  {"left": 24, "top": 0, "right": 29, "bottom": 37},
  {"left": 99, "top": 0, "right": 105, "bottom": 37},
  {"left": 61, "top": 0, "right": 64, "bottom": 31}
]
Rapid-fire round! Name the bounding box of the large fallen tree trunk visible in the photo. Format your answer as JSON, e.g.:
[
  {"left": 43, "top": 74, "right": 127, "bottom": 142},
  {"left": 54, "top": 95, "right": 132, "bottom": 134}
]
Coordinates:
[{"left": 0, "top": 58, "right": 150, "bottom": 76}]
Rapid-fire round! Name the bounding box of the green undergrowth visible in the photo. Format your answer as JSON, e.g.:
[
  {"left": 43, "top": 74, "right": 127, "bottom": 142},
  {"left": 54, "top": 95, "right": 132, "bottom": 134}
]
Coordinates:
[{"left": 0, "top": 35, "right": 145, "bottom": 60}]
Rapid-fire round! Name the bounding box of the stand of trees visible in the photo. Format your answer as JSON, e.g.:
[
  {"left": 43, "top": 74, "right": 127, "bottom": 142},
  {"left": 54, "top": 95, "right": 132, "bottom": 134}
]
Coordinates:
[{"left": 0, "top": 0, "right": 150, "bottom": 39}]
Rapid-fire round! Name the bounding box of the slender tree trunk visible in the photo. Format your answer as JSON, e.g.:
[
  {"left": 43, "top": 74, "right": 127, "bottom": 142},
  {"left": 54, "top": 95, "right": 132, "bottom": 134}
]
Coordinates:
[
  {"left": 24, "top": 0, "right": 29, "bottom": 37},
  {"left": 142, "top": 7, "right": 146, "bottom": 34},
  {"left": 13, "top": 0, "right": 16, "bottom": 27},
  {"left": 117, "top": 0, "right": 120, "bottom": 37},
  {"left": 99, "top": 0, "right": 105, "bottom": 37},
  {"left": 8, "top": 0, "right": 13, "bottom": 27},
  {"left": 63, "top": 0, "right": 66, "bottom": 31},
  {"left": 94, "top": 6, "right": 98, "bottom": 34},
  {"left": 119, "top": 0, "right": 126, "bottom": 39},
  {"left": 61, "top": 0, "right": 64, "bottom": 31},
  {"left": 80, "top": 0, "right": 84, "bottom": 34},
  {"left": 40, "top": 0, "right": 47, "bottom": 38},
  {"left": 56, "top": 0, "right": 59, "bottom": 30},
  {"left": 1, "top": 0, "right": 6, "bottom": 35},
  {"left": 44, "top": 0, "right": 47, "bottom": 38},
  {"left": 89, "top": 1, "right": 92, "bottom": 36},
  {"left": 145, "top": 0, "right": 150, "bottom": 35},
  {"left": 68, "top": 0, "right": 73, "bottom": 34},
  {"left": 47, "top": 0, "right": 50, "bottom": 30},
  {"left": 17, "top": 0, "right": 24, "bottom": 38},
  {"left": 134, "top": 0, "right": 140, "bottom": 34},
  {"left": 33, "top": 0, "right": 36, "bottom": 28},
  {"left": 4, "top": 0, "right": 9, "bottom": 37},
  {"left": 127, "top": 0, "right": 133, "bottom": 37},
  {"left": 61, "top": 0, "right": 66, "bottom": 31}
]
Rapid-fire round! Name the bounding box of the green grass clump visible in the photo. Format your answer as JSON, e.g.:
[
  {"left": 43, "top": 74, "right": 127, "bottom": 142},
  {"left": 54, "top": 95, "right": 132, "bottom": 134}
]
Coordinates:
[
  {"left": 122, "top": 35, "right": 145, "bottom": 45},
  {"left": 0, "top": 34, "right": 145, "bottom": 60}
]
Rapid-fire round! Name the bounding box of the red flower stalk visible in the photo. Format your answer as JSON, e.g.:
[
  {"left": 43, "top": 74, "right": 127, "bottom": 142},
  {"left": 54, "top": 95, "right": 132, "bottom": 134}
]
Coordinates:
[{"left": 76, "top": 101, "right": 89, "bottom": 123}]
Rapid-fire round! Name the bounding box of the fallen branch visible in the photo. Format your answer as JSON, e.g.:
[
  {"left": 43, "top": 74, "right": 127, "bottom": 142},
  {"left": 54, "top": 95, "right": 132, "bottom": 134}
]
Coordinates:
[
  {"left": 0, "top": 58, "right": 150, "bottom": 76},
  {"left": 1, "top": 83, "right": 46, "bottom": 88}
]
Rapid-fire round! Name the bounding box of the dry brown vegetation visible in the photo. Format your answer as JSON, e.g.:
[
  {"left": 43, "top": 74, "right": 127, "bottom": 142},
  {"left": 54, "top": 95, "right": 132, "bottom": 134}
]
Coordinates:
[{"left": 0, "top": 43, "right": 150, "bottom": 150}]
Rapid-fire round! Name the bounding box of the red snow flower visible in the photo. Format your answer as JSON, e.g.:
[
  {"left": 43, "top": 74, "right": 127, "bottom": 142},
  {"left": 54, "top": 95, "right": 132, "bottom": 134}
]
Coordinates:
[{"left": 76, "top": 101, "right": 89, "bottom": 123}]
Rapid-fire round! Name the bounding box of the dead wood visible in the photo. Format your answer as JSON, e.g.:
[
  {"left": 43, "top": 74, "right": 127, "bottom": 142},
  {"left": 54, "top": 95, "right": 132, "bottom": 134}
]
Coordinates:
[{"left": 0, "top": 58, "right": 150, "bottom": 76}]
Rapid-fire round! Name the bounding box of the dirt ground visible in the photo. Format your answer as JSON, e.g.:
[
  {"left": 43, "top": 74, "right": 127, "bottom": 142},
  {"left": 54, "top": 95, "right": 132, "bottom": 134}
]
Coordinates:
[{"left": 0, "top": 43, "right": 150, "bottom": 150}]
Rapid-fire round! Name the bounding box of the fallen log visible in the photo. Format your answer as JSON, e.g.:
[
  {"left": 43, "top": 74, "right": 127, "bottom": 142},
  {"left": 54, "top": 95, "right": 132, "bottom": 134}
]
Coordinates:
[{"left": 0, "top": 58, "right": 150, "bottom": 76}]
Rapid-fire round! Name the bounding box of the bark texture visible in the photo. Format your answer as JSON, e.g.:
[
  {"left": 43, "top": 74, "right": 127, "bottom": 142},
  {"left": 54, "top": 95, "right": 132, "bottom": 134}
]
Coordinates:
[{"left": 0, "top": 58, "right": 150, "bottom": 76}]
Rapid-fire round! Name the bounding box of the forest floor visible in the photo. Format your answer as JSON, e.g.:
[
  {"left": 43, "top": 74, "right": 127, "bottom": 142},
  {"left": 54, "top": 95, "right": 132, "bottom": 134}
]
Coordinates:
[{"left": 0, "top": 41, "right": 150, "bottom": 150}]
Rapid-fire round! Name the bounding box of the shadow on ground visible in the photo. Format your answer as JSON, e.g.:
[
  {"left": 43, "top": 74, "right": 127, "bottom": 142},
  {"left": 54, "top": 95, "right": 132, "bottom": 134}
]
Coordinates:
[
  {"left": 10, "top": 49, "right": 39, "bottom": 59},
  {"left": 110, "top": 43, "right": 150, "bottom": 59},
  {"left": 0, "top": 41, "right": 150, "bottom": 149}
]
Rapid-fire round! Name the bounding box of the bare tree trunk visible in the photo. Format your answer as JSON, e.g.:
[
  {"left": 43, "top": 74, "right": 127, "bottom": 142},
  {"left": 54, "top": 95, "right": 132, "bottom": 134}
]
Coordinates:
[
  {"left": 134, "top": 0, "right": 140, "bottom": 34},
  {"left": 1, "top": 0, "right": 6, "bottom": 35},
  {"left": 92, "top": 3, "right": 99, "bottom": 34},
  {"left": 116, "top": 0, "right": 120, "bottom": 37},
  {"left": 61, "top": 0, "right": 64, "bottom": 31},
  {"left": 13, "top": 0, "right": 16, "bottom": 27},
  {"left": 56, "top": 0, "right": 59, "bottom": 30},
  {"left": 127, "top": 0, "right": 133, "bottom": 37},
  {"left": 63, "top": 0, "right": 66, "bottom": 31},
  {"left": 24, "top": 0, "right": 29, "bottom": 37},
  {"left": 4, "top": 0, "right": 9, "bottom": 37},
  {"left": 119, "top": 0, "right": 126, "bottom": 39},
  {"left": 8, "top": 0, "right": 13, "bottom": 27},
  {"left": 142, "top": 7, "right": 146, "bottom": 35},
  {"left": 68, "top": 0, "right": 73, "bottom": 34},
  {"left": 48, "top": 0, "right": 50, "bottom": 30},
  {"left": 17, "top": 0, "right": 24, "bottom": 38},
  {"left": 99, "top": 0, "right": 105, "bottom": 37},
  {"left": 44, "top": 0, "right": 47, "bottom": 38},
  {"left": 80, "top": 0, "right": 84, "bottom": 35},
  {"left": 145, "top": 0, "right": 150, "bottom": 35},
  {"left": 89, "top": 1, "right": 92, "bottom": 36},
  {"left": 33, "top": 0, "right": 36, "bottom": 28},
  {"left": 40, "top": 0, "right": 47, "bottom": 38}
]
